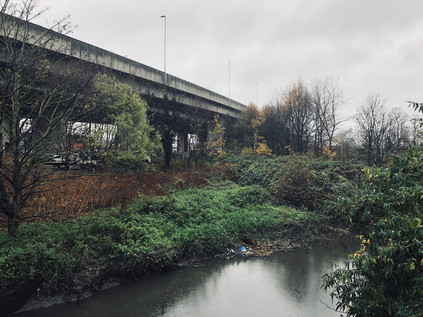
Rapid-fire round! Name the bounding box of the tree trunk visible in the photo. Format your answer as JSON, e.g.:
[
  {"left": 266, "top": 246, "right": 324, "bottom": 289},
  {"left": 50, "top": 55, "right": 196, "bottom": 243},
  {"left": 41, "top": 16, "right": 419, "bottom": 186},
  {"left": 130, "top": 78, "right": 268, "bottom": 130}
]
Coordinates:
[
  {"left": 0, "top": 179, "right": 17, "bottom": 236},
  {"left": 162, "top": 129, "right": 174, "bottom": 169},
  {"left": 7, "top": 217, "right": 20, "bottom": 237}
]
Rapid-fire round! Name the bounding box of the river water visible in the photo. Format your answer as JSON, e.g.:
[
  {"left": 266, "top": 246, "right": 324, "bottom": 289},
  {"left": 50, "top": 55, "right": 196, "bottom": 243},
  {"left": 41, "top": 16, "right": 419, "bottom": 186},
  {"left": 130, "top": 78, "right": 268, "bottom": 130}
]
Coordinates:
[{"left": 16, "top": 239, "right": 356, "bottom": 317}]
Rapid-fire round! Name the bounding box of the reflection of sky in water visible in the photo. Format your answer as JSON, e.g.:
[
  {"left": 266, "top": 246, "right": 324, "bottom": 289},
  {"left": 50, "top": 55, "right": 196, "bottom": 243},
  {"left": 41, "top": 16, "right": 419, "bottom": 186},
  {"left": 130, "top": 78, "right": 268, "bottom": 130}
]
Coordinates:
[
  {"left": 15, "top": 239, "right": 356, "bottom": 317},
  {"left": 162, "top": 245, "right": 349, "bottom": 317},
  {"left": 164, "top": 261, "right": 302, "bottom": 317}
]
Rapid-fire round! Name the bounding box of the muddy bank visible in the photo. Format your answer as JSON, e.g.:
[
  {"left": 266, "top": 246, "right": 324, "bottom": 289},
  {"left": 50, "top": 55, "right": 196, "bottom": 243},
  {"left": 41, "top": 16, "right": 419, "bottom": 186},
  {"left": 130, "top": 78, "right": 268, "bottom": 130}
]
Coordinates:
[
  {"left": 230, "top": 219, "right": 354, "bottom": 258},
  {"left": 8, "top": 220, "right": 355, "bottom": 315}
]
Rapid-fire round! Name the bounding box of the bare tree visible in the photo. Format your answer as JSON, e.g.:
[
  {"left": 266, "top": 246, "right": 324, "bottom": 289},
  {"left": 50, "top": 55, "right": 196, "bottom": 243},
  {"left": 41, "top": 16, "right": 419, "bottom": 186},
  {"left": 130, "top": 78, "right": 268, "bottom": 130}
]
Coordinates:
[
  {"left": 310, "top": 76, "right": 346, "bottom": 155},
  {"left": 384, "top": 108, "right": 409, "bottom": 155},
  {"left": 356, "top": 93, "right": 389, "bottom": 165},
  {"left": 333, "top": 128, "right": 357, "bottom": 161},
  {"left": 0, "top": 1, "right": 92, "bottom": 236},
  {"left": 259, "top": 82, "right": 314, "bottom": 155},
  {"left": 260, "top": 104, "right": 287, "bottom": 155},
  {"left": 283, "top": 80, "right": 313, "bottom": 153},
  {"left": 409, "top": 117, "right": 422, "bottom": 146}
]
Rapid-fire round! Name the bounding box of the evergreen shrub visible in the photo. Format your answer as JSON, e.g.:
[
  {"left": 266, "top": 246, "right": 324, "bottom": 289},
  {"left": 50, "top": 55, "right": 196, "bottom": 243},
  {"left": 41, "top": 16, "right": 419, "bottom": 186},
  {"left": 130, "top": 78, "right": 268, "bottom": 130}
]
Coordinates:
[{"left": 323, "top": 147, "right": 423, "bottom": 317}]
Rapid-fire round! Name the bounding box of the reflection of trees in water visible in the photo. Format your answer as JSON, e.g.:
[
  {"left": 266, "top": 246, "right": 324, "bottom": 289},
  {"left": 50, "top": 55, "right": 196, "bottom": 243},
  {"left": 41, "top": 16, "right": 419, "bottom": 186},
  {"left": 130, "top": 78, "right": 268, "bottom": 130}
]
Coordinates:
[
  {"left": 111, "top": 260, "right": 230, "bottom": 317},
  {"left": 15, "top": 260, "right": 230, "bottom": 317},
  {"left": 265, "top": 239, "right": 358, "bottom": 304},
  {"left": 258, "top": 248, "right": 312, "bottom": 303},
  {"left": 151, "top": 261, "right": 230, "bottom": 316}
]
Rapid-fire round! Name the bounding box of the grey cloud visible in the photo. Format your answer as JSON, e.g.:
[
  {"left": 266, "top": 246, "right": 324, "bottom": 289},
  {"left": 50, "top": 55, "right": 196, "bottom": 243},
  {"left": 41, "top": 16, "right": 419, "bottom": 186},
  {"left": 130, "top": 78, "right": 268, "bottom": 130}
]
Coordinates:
[{"left": 33, "top": 0, "right": 423, "bottom": 118}]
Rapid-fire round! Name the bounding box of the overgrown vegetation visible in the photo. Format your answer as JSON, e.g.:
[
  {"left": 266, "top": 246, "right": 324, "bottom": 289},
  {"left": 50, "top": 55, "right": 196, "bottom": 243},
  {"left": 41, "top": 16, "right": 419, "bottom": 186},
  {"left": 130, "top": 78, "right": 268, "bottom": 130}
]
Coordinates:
[
  {"left": 322, "top": 147, "right": 423, "bottom": 317},
  {"left": 2, "top": 145, "right": 422, "bottom": 316},
  {"left": 0, "top": 167, "right": 227, "bottom": 228},
  {"left": 0, "top": 183, "right": 311, "bottom": 302},
  {"left": 222, "top": 148, "right": 423, "bottom": 316},
  {"left": 85, "top": 74, "right": 162, "bottom": 170},
  {"left": 225, "top": 154, "right": 364, "bottom": 211}
]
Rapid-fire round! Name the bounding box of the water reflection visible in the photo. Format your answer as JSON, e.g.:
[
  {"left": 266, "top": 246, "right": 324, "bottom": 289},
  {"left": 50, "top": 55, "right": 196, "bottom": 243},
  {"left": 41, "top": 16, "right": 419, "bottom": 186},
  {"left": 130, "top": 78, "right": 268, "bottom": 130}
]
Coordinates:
[{"left": 15, "top": 239, "right": 356, "bottom": 317}]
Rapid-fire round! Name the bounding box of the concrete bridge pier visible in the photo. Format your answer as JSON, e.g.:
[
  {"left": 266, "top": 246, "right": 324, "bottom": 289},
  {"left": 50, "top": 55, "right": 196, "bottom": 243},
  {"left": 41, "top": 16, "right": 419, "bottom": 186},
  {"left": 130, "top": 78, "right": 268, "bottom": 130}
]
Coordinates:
[{"left": 176, "top": 132, "right": 188, "bottom": 153}]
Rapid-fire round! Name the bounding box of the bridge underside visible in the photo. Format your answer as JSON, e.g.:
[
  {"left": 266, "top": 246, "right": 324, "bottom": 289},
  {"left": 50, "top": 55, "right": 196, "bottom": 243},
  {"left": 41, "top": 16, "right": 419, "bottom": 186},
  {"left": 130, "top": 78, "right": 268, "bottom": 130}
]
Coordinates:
[{"left": 63, "top": 59, "right": 239, "bottom": 164}]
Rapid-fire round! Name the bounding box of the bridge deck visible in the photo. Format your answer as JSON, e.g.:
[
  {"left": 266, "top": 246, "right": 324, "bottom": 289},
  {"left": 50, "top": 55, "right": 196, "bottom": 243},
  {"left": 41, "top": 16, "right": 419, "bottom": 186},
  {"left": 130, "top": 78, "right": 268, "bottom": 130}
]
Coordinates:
[{"left": 0, "top": 13, "right": 245, "bottom": 118}]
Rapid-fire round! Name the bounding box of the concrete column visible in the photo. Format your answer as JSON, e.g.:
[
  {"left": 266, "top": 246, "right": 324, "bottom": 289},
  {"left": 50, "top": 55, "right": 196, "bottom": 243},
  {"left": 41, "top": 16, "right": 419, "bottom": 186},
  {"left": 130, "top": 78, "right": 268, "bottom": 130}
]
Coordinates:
[
  {"left": 176, "top": 132, "right": 189, "bottom": 160},
  {"left": 218, "top": 115, "right": 226, "bottom": 129},
  {"left": 162, "top": 128, "right": 174, "bottom": 169},
  {"left": 176, "top": 133, "right": 184, "bottom": 153},
  {"left": 183, "top": 133, "right": 189, "bottom": 153},
  {"left": 177, "top": 132, "right": 188, "bottom": 152}
]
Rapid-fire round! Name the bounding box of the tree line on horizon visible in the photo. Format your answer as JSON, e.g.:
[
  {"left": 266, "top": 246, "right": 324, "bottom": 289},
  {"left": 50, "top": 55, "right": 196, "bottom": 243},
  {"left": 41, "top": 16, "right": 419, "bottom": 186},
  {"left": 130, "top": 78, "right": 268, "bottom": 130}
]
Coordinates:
[{"left": 229, "top": 77, "right": 420, "bottom": 166}]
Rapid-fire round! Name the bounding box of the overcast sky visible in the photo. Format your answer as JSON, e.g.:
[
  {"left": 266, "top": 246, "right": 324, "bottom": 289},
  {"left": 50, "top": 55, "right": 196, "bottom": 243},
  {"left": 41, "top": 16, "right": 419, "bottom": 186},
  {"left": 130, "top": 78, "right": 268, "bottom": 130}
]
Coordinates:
[{"left": 34, "top": 0, "right": 423, "bottom": 121}]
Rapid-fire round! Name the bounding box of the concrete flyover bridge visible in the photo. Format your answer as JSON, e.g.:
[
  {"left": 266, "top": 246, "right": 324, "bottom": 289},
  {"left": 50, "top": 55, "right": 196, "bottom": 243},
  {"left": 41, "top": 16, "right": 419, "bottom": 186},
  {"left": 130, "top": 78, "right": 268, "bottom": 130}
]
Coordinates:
[
  {"left": 0, "top": 13, "right": 246, "bottom": 159},
  {"left": 0, "top": 12, "right": 247, "bottom": 165}
]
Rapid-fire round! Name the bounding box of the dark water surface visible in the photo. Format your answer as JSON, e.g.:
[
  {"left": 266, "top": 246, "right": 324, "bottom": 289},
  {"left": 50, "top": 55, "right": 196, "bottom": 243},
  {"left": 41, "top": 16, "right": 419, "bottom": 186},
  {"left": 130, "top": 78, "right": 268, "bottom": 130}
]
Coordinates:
[{"left": 15, "top": 239, "right": 357, "bottom": 317}]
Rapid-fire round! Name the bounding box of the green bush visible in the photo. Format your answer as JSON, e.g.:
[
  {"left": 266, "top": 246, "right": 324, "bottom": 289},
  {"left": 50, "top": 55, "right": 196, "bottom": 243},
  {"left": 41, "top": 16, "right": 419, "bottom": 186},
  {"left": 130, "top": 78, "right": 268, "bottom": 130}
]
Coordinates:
[
  {"left": 225, "top": 154, "right": 365, "bottom": 211},
  {"left": 224, "top": 155, "right": 287, "bottom": 189},
  {"left": 323, "top": 147, "right": 423, "bottom": 317},
  {"left": 225, "top": 185, "right": 273, "bottom": 207},
  {"left": 271, "top": 155, "right": 315, "bottom": 208}
]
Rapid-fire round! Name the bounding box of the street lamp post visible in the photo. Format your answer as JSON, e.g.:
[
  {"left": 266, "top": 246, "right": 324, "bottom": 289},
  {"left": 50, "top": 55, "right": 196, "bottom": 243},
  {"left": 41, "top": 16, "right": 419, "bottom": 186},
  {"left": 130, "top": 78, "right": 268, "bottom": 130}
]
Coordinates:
[
  {"left": 160, "top": 15, "right": 167, "bottom": 82},
  {"left": 228, "top": 60, "right": 231, "bottom": 107}
]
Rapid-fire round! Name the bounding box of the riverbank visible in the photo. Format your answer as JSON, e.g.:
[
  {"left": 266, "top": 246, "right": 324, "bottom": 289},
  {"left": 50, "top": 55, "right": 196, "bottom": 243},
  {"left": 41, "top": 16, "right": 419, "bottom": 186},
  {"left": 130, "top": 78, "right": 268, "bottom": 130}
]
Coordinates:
[
  {"left": 232, "top": 219, "right": 352, "bottom": 258},
  {"left": 1, "top": 182, "right": 354, "bottom": 315},
  {"left": 14, "top": 235, "right": 359, "bottom": 317},
  {"left": 7, "top": 219, "right": 353, "bottom": 315}
]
